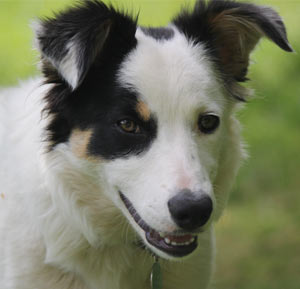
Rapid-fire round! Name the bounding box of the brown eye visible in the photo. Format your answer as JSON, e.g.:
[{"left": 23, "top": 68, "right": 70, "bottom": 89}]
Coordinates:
[
  {"left": 198, "top": 114, "right": 220, "bottom": 134},
  {"left": 118, "top": 119, "right": 140, "bottom": 134}
]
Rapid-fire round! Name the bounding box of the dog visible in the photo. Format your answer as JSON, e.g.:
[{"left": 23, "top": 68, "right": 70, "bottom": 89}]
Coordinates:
[{"left": 0, "top": 0, "right": 292, "bottom": 288}]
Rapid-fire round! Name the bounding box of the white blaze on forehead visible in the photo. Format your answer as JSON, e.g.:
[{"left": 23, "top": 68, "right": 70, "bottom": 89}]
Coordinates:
[{"left": 118, "top": 27, "right": 226, "bottom": 121}]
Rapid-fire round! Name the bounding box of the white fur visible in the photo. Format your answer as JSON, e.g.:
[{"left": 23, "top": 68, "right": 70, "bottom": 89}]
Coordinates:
[
  {"left": 56, "top": 40, "right": 80, "bottom": 90},
  {"left": 0, "top": 28, "right": 244, "bottom": 289}
]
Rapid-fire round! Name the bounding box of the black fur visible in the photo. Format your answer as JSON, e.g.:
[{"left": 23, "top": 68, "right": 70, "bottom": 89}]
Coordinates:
[
  {"left": 87, "top": 88, "right": 158, "bottom": 159},
  {"left": 45, "top": 66, "right": 157, "bottom": 159},
  {"left": 141, "top": 26, "right": 175, "bottom": 41},
  {"left": 38, "top": 1, "right": 158, "bottom": 158},
  {"left": 37, "top": 1, "right": 138, "bottom": 88}
]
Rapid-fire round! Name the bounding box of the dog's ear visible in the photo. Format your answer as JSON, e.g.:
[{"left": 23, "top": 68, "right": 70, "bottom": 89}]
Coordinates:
[
  {"left": 173, "top": 0, "right": 293, "bottom": 94},
  {"left": 34, "top": 1, "right": 137, "bottom": 90}
]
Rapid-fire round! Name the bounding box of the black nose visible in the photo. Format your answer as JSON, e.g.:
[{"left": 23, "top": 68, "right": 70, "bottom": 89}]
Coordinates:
[{"left": 168, "top": 189, "right": 213, "bottom": 231}]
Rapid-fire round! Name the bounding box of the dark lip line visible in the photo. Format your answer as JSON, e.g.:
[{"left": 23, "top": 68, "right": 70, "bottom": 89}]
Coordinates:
[
  {"left": 119, "top": 191, "right": 152, "bottom": 233},
  {"left": 119, "top": 191, "right": 200, "bottom": 258},
  {"left": 119, "top": 191, "right": 201, "bottom": 236}
]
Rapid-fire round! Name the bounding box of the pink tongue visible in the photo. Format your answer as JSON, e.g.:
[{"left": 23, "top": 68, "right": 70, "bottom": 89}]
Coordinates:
[{"left": 167, "top": 234, "right": 193, "bottom": 243}]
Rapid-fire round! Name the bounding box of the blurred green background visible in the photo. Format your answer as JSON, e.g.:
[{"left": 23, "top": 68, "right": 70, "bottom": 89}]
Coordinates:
[{"left": 0, "top": 0, "right": 299, "bottom": 288}]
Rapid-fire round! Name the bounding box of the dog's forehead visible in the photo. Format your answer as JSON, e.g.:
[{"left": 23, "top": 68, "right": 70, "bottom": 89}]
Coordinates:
[{"left": 118, "top": 27, "right": 225, "bottom": 119}]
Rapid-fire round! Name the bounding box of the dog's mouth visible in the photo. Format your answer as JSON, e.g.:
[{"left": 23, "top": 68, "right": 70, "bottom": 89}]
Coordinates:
[{"left": 119, "top": 192, "right": 198, "bottom": 258}]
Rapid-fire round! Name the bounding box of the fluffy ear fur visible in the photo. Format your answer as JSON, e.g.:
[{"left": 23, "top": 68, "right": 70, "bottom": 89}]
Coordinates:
[
  {"left": 34, "top": 1, "right": 137, "bottom": 90},
  {"left": 173, "top": 0, "right": 293, "bottom": 99}
]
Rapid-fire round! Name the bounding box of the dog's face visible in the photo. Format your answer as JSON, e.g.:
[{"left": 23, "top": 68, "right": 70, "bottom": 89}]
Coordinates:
[
  {"left": 101, "top": 29, "right": 226, "bottom": 258},
  {"left": 36, "top": 1, "right": 291, "bottom": 259}
]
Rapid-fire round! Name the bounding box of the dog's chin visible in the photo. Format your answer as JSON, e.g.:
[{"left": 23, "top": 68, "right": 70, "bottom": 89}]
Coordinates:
[{"left": 119, "top": 192, "right": 199, "bottom": 260}]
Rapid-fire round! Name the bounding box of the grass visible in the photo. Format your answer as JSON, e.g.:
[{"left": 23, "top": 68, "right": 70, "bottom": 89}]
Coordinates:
[{"left": 1, "top": 0, "right": 299, "bottom": 288}]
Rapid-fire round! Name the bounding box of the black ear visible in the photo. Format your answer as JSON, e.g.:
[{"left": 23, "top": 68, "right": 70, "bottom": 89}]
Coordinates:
[
  {"left": 173, "top": 0, "right": 293, "bottom": 97},
  {"left": 34, "top": 1, "right": 137, "bottom": 90}
]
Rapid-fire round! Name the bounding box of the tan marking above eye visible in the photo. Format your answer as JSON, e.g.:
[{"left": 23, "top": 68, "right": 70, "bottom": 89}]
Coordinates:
[
  {"left": 70, "top": 129, "right": 93, "bottom": 159},
  {"left": 136, "top": 101, "right": 151, "bottom": 121}
]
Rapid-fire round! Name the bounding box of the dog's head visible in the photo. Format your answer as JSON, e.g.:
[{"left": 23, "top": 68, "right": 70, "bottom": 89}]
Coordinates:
[{"left": 35, "top": 0, "right": 292, "bottom": 260}]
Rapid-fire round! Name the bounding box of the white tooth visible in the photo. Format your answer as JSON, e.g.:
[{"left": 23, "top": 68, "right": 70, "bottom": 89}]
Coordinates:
[
  {"left": 185, "top": 242, "right": 190, "bottom": 245},
  {"left": 171, "top": 241, "right": 178, "bottom": 246},
  {"left": 164, "top": 238, "right": 171, "bottom": 244}
]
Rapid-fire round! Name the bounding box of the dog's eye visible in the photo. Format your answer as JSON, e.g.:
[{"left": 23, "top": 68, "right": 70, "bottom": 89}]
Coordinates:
[
  {"left": 118, "top": 119, "right": 141, "bottom": 134},
  {"left": 198, "top": 114, "right": 220, "bottom": 134}
]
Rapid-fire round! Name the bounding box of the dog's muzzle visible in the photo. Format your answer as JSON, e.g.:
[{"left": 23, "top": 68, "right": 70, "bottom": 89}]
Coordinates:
[{"left": 119, "top": 191, "right": 209, "bottom": 258}]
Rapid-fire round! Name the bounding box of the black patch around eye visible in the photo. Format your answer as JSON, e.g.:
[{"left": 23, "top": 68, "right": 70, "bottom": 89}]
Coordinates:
[
  {"left": 88, "top": 103, "right": 157, "bottom": 159},
  {"left": 44, "top": 46, "right": 158, "bottom": 160}
]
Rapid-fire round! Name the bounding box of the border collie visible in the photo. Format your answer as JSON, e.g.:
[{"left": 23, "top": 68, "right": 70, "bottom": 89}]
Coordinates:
[{"left": 0, "top": 1, "right": 292, "bottom": 288}]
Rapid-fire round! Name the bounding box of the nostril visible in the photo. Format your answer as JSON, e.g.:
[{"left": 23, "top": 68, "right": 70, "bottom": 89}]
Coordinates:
[{"left": 168, "top": 190, "right": 213, "bottom": 231}]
